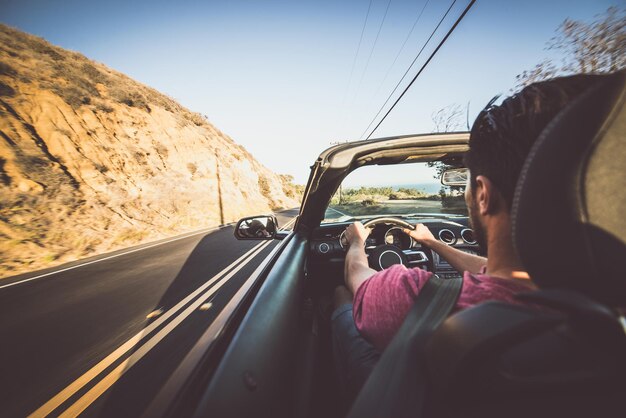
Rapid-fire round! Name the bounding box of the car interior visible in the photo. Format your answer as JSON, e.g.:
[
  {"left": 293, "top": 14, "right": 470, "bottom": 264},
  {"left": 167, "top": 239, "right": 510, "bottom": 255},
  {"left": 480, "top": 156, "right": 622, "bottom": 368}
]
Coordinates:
[{"left": 147, "top": 73, "right": 625, "bottom": 418}]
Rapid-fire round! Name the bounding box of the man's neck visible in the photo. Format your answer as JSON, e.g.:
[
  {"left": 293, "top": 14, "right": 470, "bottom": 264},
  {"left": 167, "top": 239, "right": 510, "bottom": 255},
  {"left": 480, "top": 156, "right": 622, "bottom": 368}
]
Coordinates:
[{"left": 485, "top": 219, "right": 530, "bottom": 280}]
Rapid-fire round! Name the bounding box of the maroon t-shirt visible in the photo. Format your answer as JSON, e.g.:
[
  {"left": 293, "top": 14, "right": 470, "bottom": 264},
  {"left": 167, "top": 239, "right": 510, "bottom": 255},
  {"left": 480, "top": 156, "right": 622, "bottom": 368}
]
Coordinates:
[{"left": 353, "top": 264, "right": 535, "bottom": 352}]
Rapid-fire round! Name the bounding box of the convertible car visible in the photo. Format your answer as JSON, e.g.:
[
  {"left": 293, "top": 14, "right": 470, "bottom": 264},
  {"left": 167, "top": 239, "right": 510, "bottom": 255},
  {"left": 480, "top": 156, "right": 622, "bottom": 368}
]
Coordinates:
[{"left": 143, "top": 74, "right": 625, "bottom": 418}]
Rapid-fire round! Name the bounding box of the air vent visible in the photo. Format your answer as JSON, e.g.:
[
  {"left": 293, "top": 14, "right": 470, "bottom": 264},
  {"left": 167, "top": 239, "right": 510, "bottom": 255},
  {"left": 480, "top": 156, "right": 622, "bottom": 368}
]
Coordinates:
[
  {"left": 438, "top": 229, "right": 456, "bottom": 245},
  {"left": 461, "top": 228, "right": 477, "bottom": 245}
]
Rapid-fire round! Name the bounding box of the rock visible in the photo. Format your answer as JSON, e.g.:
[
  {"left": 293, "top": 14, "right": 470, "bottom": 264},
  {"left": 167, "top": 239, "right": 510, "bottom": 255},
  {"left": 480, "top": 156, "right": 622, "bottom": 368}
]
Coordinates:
[
  {"left": 0, "top": 24, "right": 301, "bottom": 278},
  {"left": 17, "top": 179, "right": 44, "bottom": 193}
]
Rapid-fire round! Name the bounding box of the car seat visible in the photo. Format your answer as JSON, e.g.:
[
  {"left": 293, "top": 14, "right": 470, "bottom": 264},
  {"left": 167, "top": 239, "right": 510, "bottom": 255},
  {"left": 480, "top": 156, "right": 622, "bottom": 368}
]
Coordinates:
[{"left": 423, "top": 70, "right": 626, "bottom": 418}]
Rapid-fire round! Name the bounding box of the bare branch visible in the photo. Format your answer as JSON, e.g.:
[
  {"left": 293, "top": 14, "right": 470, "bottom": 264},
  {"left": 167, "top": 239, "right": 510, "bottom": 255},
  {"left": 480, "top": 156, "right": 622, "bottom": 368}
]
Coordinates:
[
  {"left": 516, "top": 6, "right": 625, "bottom": 89},
  {"left": 431, "top": 103, "right": 465, "bottom": 133}
]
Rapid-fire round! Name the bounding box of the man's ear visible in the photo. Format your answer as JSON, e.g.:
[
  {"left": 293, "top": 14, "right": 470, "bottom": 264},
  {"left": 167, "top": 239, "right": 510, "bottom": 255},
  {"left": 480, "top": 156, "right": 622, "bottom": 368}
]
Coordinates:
[{"left": 474, "top": 175, "right": 502, "bottom": 215}]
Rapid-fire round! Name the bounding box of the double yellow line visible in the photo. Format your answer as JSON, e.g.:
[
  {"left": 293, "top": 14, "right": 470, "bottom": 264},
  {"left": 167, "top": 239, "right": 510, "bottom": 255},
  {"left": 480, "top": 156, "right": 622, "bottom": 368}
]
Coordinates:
[{"left": 30, "top": 217, "right": 295, "bottom": 418}]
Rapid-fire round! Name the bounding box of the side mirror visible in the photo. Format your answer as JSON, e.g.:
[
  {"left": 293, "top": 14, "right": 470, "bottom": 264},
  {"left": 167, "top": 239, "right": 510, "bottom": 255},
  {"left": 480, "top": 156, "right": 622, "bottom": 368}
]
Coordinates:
[
  {"left": 441, "top": 168, "right": 469, "bottom": 187},
  {"left": 234, "top": 215, "right": 278, "bottom": 240}
]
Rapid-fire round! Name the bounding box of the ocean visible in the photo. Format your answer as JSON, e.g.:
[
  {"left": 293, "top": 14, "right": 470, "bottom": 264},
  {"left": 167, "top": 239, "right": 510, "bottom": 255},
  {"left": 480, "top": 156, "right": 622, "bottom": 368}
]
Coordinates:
[{"left": 342, "top": 182, "right": 443, "bottom": 195}]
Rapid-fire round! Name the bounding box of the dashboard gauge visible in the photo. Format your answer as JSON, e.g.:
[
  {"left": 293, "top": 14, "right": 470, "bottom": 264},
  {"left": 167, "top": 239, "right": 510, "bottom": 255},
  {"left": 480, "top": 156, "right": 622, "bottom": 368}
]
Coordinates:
[
  {"left": 339, "top": 231, "right": 348, "bottom": 248},
  {"left": 339, "top": 230, "right": 374, "bottom": 249},
  {"left": 384, "top": 227, "right": 413, "bottom": 250}
]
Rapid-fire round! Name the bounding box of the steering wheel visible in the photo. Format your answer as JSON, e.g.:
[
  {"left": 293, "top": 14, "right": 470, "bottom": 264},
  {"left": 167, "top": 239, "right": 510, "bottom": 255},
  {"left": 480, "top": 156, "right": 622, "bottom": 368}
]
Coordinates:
[
  {"left": 362, "top": 216, "right": 415, "bottom": 230},
  {"left": 342, "top": 217, "right": 432, "bottom": 271}
]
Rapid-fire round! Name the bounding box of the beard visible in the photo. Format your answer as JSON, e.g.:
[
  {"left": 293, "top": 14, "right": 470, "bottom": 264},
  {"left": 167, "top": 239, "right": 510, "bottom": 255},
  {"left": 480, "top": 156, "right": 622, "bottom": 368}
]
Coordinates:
[{"left": 468, "top": 198, "right": 488, "bottom": 255}]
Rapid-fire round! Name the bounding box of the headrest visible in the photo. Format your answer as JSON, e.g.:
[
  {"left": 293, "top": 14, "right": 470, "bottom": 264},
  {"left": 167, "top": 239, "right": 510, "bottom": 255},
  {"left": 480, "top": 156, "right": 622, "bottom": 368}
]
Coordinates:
[{"left": 512, "top": 71, "right": 626, "bottom": 306}]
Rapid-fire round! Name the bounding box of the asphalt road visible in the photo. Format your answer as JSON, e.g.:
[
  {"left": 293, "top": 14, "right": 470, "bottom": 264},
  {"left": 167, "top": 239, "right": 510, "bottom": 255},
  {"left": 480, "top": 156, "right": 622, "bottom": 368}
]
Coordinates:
[{"left": 0, "top": 209, "right": 298, "bottom": 418}]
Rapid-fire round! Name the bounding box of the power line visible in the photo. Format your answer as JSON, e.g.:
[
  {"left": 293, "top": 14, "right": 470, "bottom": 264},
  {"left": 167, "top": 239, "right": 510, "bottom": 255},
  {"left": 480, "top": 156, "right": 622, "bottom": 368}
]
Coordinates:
[
  {"left": 360, "top": 0, "right": 458, "bottom": 139},
  {"left": 345, "top": 0, "right": 375, "bottom": 96},
  {"left": 373, "top": 0, "right": 431, "bottom": 98},
  {"left": 338, "top": 0, "right": 374, "bottom": 136},
  {"left": 354, "top": 0, "right": 393, "bottom": 97},
  {"left": 364, "top": 0, "right": 476, "bottom": 139}
]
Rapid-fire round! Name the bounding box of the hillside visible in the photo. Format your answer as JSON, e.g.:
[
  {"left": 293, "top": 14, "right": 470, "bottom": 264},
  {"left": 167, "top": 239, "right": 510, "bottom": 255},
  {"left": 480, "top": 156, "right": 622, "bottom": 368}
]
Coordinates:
[{"left": 0, "top": 24, "right": 299, "bottom": 278}]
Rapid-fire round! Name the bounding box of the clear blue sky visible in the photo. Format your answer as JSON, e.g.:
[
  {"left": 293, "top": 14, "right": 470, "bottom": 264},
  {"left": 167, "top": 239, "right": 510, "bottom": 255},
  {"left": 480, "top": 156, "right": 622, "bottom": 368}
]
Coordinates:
[{"left": 0, "top": 0, "right": 620, "bottom": 183}]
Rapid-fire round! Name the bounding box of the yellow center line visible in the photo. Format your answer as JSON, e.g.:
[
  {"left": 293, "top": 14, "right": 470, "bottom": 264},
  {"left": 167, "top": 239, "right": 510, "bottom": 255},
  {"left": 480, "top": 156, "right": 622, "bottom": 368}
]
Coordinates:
[
  {"left": 28, "top": 240, "right": 268, "bottom": 418},
  {"left": 30, "top": 215, "right": 295, "bottom": 418},
  {"left": 58, "top": 241, "right": 274, "bottom": 418},
  {"left": 280, "top": 217, "right": 296, "bottom": 230}
]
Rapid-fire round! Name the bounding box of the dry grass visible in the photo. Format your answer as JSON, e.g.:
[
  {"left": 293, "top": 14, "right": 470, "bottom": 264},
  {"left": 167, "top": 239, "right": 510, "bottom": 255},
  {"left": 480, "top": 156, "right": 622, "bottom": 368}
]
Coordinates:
[
  {"left": 187, "top": 162, "right": 198, "bottom": 175},
  {"left": 188, "top": 112, "right": 208, "bottom": 126},
  {"left": 112, "top": 228, "right": 148, "bottom": 246},
  {"left": 0, "top": 61, "right": 17, "bottom": 76},
  {"left": 258, "top": 175, "right": 271, "bottom": 195},
  {"left": 0, "top": 23, "right": 201, "bottom": 120},
  {"left": 0, "top": 81, "right": 16, "bottom": 97},
  {"left": 0, "top": 23, "right": 299, "bottom": 279}
]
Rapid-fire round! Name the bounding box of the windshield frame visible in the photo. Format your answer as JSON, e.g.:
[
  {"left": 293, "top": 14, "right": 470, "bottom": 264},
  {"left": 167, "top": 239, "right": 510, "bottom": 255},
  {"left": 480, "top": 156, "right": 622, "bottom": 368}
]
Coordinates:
[{"left": 295, "top": 132, "right": 470, "bottom": 232}]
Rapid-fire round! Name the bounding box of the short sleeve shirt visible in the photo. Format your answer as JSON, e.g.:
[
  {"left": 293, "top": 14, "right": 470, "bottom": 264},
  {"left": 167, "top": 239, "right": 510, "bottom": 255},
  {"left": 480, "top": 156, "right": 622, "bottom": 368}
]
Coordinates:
[{"left": 352, "top": 264, "right": 535, "bottom": 352}]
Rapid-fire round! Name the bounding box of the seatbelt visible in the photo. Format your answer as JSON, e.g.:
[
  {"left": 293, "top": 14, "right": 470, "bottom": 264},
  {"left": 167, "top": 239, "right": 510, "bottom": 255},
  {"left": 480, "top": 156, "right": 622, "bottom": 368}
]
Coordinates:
[{"left": 347, "top": 274, "right": 463, "bottom": 418}]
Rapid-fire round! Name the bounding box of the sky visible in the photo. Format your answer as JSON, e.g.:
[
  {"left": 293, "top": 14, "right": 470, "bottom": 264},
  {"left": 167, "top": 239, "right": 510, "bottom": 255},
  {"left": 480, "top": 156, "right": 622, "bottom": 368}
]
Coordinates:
[{"left": 0, "top": 0, "right": 621, "bottom": 183}]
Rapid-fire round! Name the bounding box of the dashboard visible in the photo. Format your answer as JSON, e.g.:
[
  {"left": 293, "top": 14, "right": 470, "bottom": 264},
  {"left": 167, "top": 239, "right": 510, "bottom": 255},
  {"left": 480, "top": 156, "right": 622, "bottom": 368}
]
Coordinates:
[{"left": 309, "top": 217, "right": 482, "bottom": 279}]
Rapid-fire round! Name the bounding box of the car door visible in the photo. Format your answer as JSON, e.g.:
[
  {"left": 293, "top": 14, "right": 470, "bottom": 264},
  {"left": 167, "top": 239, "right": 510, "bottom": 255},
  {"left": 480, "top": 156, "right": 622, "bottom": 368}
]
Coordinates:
[
  {"left": 168, "top": 231, "right": 311, "bottom": 418},
  {"left": 190, "top": 133, "right": 469, "bottom": 418}
]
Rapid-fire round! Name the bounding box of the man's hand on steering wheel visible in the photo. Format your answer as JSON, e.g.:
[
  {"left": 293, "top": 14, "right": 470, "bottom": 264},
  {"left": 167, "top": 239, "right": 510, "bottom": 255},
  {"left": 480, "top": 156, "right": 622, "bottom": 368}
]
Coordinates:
[
  {"left": 345, "top": 222, "right": 370, "bottom": 248},
  {"left": 402, "top": 223, "right": 436, "bottom": 245}
]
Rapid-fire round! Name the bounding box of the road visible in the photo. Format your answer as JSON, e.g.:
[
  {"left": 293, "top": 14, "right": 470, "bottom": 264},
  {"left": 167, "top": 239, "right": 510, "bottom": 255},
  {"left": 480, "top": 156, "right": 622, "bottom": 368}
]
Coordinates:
[{"left": 0, "top": 209, "right": 298, "bottom": 418}]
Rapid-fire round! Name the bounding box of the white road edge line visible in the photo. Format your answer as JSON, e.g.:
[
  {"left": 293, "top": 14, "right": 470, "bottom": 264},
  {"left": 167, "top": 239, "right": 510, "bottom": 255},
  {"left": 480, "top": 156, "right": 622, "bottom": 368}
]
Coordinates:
[
  {"left": 29, "top": 217, "right": 295, "bottom": 418},
  {"left": 0, "top": 224, "right": 234, "bottom": 290}
]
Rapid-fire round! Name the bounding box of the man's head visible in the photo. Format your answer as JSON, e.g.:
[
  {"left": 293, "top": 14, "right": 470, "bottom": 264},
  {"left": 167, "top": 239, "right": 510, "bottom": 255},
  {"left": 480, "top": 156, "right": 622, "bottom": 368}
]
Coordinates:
[
  {"left": 464, "top": 73, "right": 606, "bottom": 253},
  {"left": 247, "top": 219, "right": 266, "bottom": 237}
]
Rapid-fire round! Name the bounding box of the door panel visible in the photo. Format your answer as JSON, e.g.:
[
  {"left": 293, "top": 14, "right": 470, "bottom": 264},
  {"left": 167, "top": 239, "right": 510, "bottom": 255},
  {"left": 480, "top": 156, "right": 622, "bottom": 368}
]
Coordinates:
[{"left": 192, "top": 233, "right": 308, "bottom": 418}]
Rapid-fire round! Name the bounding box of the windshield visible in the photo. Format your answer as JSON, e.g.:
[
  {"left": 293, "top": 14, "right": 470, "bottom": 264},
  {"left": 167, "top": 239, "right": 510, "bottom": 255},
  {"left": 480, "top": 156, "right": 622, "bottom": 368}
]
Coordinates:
[{"left": 322, "top": 162, "right": 468, "bottom": 223}]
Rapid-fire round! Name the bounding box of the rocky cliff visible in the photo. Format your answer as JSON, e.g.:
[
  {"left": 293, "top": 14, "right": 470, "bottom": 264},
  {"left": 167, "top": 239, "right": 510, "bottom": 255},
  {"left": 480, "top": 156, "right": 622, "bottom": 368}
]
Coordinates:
[{"left": 0, "top": 24, "right": 299, "bottom": 278}]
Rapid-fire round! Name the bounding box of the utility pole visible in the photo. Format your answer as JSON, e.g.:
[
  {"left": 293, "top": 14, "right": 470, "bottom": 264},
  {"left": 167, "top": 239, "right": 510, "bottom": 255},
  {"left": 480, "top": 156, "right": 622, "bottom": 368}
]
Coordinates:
[{"left": 215, "top": 150, "right": 225, "bottom": 225}]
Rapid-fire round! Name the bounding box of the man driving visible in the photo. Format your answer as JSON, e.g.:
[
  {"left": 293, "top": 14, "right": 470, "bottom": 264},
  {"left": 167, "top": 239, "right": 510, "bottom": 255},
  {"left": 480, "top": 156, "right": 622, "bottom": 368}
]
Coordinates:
[{"left": 331, "top": 73, "right": 608, "bottom": 403}]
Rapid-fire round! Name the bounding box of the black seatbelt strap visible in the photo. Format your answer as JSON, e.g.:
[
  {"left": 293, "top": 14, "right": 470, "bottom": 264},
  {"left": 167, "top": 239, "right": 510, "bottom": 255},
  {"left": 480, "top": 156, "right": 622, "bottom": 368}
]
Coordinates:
[{"left": 347, "top": 274, "right": 463, "bottom": 418}]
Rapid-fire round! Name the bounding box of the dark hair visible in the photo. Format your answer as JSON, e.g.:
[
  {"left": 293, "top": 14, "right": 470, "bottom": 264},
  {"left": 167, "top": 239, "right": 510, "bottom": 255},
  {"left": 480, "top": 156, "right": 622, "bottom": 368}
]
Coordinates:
[{"left": 464, "top": 73, "right": 608, "bottom": 208}]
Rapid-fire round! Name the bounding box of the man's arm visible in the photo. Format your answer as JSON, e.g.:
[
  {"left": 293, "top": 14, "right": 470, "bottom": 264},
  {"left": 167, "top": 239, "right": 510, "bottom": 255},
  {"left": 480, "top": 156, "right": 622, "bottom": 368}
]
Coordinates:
[
  {"left": 344, "top": 222, "right": 377, "bottom": 295},
  {"left": 403, "top": 224, "right": 487, "bottom": 274}
]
